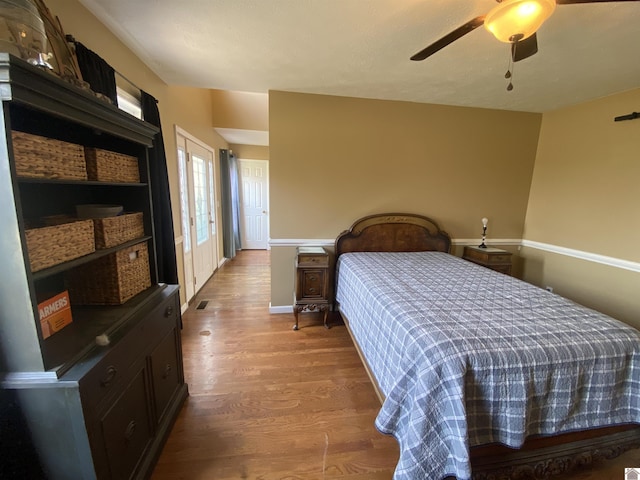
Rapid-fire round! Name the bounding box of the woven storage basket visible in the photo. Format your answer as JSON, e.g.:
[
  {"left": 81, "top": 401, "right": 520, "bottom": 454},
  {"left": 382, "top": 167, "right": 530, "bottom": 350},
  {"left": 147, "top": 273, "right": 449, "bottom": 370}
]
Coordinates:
[
  {"left": 12, "top": 131, "right": 87, "bottom": 180},
  {"left": 94, "top": 212, "right": 144, "bottom": 249},
  {"left": 85, "top": 147, "right": 140, "bottom": 183},
  {"left": 25, "top": 219, "right": 95, "bottom": 272},
  {"left": 67, "top": 242, "right": 151, "bottom": 305}
]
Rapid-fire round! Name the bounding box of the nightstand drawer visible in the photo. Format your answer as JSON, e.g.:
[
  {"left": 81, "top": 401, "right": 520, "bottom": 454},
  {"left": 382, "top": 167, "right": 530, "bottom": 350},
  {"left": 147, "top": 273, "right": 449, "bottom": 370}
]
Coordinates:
[
  {"left": 462, "top": 246, "right": 513, "bottom": 276},
  {"left": 297, "top": 254, "right": 329, "bottom": 267},
  {"left": 491, "top": 264, "right": 512, "bottom": 275},
  {"left": 485, "top": 253, "right": 511, "bottom": 264},
  {"left": 300, "top": 269, "right": 326, "bottom": 298},
  {"left": 296, "top": 246, "right": 329, "bottom": 267}
]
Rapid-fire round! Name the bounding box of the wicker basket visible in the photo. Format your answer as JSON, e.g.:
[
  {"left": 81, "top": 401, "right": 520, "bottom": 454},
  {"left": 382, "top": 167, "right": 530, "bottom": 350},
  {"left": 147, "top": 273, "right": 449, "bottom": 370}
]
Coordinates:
[
  {"left": 85, "top": 147, "right": 140, "bottom": 183},
  {"left": 12, "top": 131, "right": 87, "bottom": 180},
  {"left": 66, "top": 242, "right": 151, "bottom": 305},
  {"left": 25, "top": 219, "right": 95, "bottom": 272},
  {"left": 93, "top": 212, "right": 144, "bottom": 249}
]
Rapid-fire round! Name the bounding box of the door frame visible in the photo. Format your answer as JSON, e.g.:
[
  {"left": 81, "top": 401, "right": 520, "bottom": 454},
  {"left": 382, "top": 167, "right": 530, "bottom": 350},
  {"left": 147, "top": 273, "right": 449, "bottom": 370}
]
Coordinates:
[{"left": 175, "top": 126, "right": 220, "bottom": 304}]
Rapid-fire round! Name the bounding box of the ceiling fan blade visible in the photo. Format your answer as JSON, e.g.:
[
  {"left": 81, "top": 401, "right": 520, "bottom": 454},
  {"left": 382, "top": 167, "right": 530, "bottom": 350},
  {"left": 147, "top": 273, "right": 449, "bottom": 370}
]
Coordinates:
[
  {"left": 410, "top": 16, "right": 485, "bottom": 61},
  {"left": 556, "top": 0, "right": 640, "bottom": 4},
  {"left": 512, "top": 33, "right": 538, "bottom": 62}
]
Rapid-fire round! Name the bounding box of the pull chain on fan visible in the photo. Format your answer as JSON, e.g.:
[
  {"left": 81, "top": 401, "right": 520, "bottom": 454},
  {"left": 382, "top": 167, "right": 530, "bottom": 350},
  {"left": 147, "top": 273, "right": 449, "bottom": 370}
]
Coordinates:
[{"left": 505, "top": 33, "right": 525, "bottom": 91}]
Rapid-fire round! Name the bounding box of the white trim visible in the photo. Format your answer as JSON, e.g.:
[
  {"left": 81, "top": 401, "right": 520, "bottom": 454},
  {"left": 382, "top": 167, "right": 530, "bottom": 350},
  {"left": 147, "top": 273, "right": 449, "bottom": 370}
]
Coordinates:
[
  {"left": 522, "top": 240, "right": 640, "bottom": 273},
  {"left": 452, "top": 238, "right": 521, "bottom": 246},
  {"left": 181, "top": 302, "right": 189, "bottom": 315},
  {"left": 269, "top": 238, "right": 638, "bottom": 274},
  {"left": 269, "top": 238, "right": 335, "bottom": 247},
  {"left": 269, "top": 238, "right": 521, "bottom": 248},
  {"left": 269, "top": 303, "right": 293, "bottom": 314},
  {"left": 175, "top": 125, "right": 216, "bottom": 151}
]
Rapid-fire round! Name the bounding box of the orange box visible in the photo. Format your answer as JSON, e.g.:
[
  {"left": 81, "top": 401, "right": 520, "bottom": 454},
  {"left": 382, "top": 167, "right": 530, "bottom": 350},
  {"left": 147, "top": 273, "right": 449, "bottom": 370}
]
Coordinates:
[{"left": 38, "top": 291, "right": 73, "bottom": 339}]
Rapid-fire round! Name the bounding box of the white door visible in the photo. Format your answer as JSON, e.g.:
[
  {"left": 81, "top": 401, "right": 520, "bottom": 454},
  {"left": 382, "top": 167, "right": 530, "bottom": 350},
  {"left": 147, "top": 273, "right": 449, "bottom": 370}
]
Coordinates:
[
  {"left": 187, "top": 139, "right": 216, "bottom": 292},
  {"left": 239, "top": 159, "right": 269, "bottom": 250},
  {"left": 176, "top": 145, "right": 194, "bottom": 301}
]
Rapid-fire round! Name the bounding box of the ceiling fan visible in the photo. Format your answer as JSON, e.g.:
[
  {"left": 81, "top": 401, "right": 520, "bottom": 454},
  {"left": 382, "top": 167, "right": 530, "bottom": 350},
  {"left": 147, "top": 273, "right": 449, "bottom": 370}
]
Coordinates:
[{"left": 410, "top": 0, "right": 640, "bottom": 88}]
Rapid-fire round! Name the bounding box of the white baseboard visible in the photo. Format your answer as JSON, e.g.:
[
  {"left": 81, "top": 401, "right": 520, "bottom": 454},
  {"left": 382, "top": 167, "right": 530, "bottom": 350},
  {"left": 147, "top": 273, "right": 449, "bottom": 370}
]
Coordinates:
[{"left": 269, "top": 303, "right": 293, "bottom": 314}]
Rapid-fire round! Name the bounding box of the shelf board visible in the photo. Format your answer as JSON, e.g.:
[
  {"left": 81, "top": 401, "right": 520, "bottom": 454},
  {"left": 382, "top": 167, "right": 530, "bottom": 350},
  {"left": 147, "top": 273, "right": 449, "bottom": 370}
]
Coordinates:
[
  {"left": 42, "top": 284, "right": 168, "bottom": 376},
  {"left": 32, "top": 236, "right": 153, "bottom": 281},
  {"left": 17, "top": 177, "right": 148, "bottom": 187}
]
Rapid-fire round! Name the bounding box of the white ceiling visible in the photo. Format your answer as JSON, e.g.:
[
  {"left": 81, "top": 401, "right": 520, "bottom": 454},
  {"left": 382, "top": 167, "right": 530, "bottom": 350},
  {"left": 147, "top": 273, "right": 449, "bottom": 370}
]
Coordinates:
[{"left": 79, "top": 0, "right": 640, "bottom": 114}]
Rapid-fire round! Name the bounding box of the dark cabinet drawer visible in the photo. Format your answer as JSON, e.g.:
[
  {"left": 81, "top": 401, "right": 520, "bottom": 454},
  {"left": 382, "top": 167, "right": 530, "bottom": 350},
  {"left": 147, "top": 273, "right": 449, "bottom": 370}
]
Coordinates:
[
  {"left": 80, "top": 335, "right": 140, "bottom": 411},
  {"left": 139, "top": 293, "right": 179, "bottom": 348},
  {"left": 80, "top": 293, "right": 178, "bottom": 410},
  {"left": 150, "top": 328, "right": 181, "bottom": 424},
  {"left": 101, "top": 367, "right": 152, "bottom": 480}
]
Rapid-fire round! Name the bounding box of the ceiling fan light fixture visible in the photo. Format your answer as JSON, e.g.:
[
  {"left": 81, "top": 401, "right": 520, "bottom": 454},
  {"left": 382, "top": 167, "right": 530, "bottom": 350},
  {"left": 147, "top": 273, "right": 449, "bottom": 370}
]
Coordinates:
[{"left": 484, "top": 0, "right": 556, "bottom": 43}]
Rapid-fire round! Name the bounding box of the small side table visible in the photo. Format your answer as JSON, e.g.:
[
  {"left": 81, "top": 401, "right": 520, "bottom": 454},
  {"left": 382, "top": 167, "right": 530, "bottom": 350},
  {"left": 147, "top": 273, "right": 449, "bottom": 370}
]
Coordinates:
[
  {"left": 463, "top": 245, "right": 512, "bottom": 275},
  {"left": 293, "top": 246, "right": 330, "bottom": 330}
]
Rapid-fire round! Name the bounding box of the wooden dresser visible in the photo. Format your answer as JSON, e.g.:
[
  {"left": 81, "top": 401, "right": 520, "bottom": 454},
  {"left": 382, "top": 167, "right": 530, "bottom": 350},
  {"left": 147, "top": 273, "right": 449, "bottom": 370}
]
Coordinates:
[
  {"left": 463, "top": 245, "right": 513, "bottom": 275},
  {"left": 293, "top": 246, "right": 331, "bottom": 330}
]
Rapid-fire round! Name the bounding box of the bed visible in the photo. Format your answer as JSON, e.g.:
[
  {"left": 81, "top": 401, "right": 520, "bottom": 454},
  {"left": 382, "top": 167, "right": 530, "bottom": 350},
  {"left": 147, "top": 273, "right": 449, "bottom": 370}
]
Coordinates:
[{"left": 333, "top": 213, "right": 640, "bottom": 480}]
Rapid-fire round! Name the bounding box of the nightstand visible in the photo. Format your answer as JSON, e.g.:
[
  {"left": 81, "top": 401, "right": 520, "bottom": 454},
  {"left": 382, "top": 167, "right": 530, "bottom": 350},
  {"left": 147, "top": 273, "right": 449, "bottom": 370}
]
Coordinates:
[
  {"left": 463, "top": 245, "right": 512, "bottom": 275},
  {"left": 293, "top": 246, "right": 331, "bottom": 330}
]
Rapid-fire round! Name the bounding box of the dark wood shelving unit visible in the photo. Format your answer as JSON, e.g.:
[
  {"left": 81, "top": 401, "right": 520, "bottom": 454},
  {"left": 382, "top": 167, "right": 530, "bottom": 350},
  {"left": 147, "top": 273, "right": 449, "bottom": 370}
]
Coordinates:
[{"left": 0, "top": 54, "right": 187, "bottom": 480}]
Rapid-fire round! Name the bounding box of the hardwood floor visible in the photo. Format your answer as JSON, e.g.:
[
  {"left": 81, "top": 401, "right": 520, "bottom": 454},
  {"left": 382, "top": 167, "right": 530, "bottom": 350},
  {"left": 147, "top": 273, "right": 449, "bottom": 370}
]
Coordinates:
[
  {"left": 151, "top": 250, "right": 640, "bottom": 480},
  {"left": 151, "top": 250, "right": 398, "bottom": 479}
]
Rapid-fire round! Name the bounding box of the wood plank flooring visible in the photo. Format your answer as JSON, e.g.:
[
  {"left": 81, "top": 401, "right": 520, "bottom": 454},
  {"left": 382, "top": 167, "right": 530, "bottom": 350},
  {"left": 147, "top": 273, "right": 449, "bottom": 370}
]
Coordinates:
[{"left": 151, "top": 250, "right": 640, "bottom": 480}]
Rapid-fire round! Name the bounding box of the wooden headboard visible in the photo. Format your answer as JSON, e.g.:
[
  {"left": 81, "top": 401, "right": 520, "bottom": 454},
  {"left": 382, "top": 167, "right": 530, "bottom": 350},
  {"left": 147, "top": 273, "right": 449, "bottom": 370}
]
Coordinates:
[{"left": 335, "top": 213, "right": 451, "bottom": 258}]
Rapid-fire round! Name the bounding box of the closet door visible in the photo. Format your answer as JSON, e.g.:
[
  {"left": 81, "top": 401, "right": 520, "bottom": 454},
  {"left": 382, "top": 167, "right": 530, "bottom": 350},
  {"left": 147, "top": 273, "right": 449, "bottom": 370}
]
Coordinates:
[{"left": 239, "top": 159, "right": 269, "bottom": 250}]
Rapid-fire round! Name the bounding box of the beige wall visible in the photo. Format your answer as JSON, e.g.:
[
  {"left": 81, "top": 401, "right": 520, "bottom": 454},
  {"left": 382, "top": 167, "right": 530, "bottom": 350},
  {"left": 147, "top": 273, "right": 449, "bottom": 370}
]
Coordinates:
[
  {"left": 230, "top": 144, "right": 270, "bottom": 160},
  {"left": 521, "top": 88, "right": 640, "bottom": 326},
  {"left": 49, "top": 0, "right": 228, "bottom": 305},
  {"left": 45, "top": 2, "right": 638, "bottom": 324},
  {"left": 211, "top": 89, "right": 269, "bottom": 131},
  {"left": 269, "top": 91, "right": 542, "bottom": 306}
]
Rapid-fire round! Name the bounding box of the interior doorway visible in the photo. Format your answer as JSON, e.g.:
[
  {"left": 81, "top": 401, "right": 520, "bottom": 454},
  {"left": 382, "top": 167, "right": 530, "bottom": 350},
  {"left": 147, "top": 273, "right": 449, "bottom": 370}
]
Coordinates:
[
  {"left": 238, "top": 159, "right": 269, "bottom": 250},
  {"left": 176, "top": 128, "right": 219, "bottom": 301}
]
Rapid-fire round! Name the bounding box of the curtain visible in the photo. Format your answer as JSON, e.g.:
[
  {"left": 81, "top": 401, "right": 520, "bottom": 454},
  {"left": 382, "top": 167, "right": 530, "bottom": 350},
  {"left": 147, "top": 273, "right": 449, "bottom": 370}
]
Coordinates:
[
  {"left": 220, "top": 149, "right": 241, "bottom": 259},
  {"left": 141, "top": 92, "right": 179, "bottom": 284},
  {"left": 72, "top": 41, "right": 117, "bottom": 105}
]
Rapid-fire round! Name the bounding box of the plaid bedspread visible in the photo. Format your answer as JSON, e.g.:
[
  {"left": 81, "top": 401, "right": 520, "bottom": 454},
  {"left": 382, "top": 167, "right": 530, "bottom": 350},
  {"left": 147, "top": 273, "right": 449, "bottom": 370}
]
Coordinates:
[{"left": 335, "top": 251, "right": 640, "bottom": 480}]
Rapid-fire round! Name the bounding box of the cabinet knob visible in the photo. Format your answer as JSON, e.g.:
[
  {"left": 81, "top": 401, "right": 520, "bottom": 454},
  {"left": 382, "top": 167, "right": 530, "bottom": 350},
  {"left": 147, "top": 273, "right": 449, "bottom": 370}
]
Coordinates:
[
  {"left": 162, "top": 363, "right": 173, "bottom": 380},
  {"left": 124, "top": 420, "right": 136, "bottom": 442},
  {"left": 309, "top": 287, "right": 316, "bottom": 293},
  {"left": 310, "top": 276, "right": 316, "bottom": 281},
  {"left": 165, "top": 305, "right": 174, "bottom": 317},
  {"left": 100, "top": 365, "right": 118, "bottom": 387}
]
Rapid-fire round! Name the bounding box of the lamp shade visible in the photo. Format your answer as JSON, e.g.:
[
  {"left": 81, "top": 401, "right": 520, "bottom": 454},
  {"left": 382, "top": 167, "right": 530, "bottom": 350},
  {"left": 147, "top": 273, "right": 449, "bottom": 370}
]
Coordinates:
[{"left": 484, "top": 0, "right": 556, "bottom": 43}]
